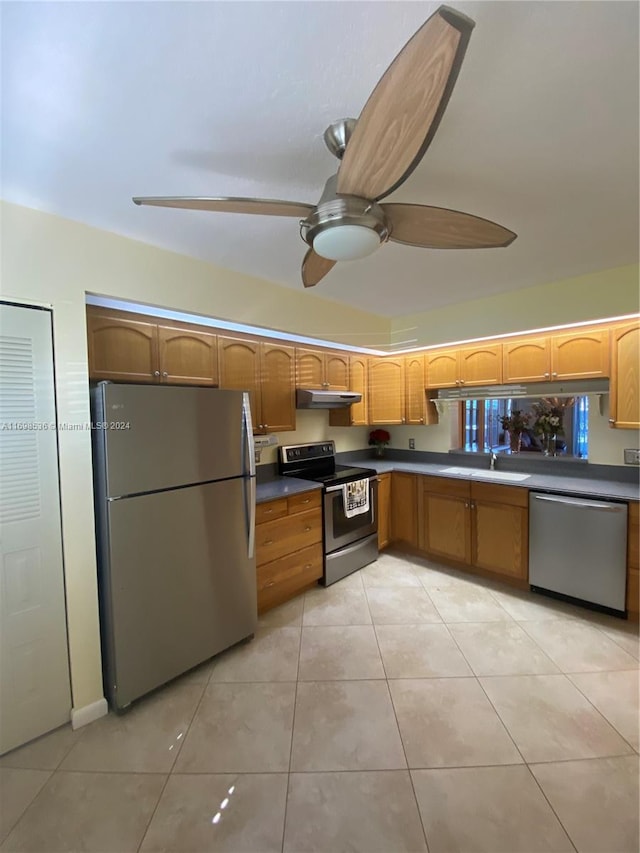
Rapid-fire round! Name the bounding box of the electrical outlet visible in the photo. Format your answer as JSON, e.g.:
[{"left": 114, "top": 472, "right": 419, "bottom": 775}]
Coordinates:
[
  {"left": 624, "top": 449, "right": 640, "bottom": 465},
  {"left": 409, "top": 438, "right": 415, "bottom": 450}
]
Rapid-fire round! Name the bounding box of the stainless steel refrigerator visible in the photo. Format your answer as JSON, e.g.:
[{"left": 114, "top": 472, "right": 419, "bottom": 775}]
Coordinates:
[{"left": 91, "top": 383, "right": 257, "bottom": 710}]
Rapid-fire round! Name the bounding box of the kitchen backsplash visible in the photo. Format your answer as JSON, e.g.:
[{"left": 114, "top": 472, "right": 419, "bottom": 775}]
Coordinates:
[{"left": 257, "top": 409, "right": 370, "bottom": 465}]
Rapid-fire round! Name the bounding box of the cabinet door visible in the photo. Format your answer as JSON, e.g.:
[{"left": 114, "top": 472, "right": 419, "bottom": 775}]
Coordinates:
[
  {"left": 609, "top": 323, "right": 640, "bottom": 429},
  {"left": 423, "top": 492, "right": 470, "bottom": 563},
  {"left": 405, "top": 354, "right": 427, "bottom": 424},
  {"left": 377, "top": 473, "right": 391, "bottom": 550},
  {"left": 259, "top": 343, "right": 295, "bottom": 433},
  {"left": 628, "top": 502, "right": 639, "bottom": 619},
  {"left": 326, "top": 353, "right": 350, "bottom": 390},
  {"left": 218, "top": 336, "right": 262, "bottom": 431},
  {"left": 471, "top": 501, "right": 528, "bottom": 580},
  {"left": 296, "top": 348, "right": 325, "bottom": 389},
  {"left": 459, "top": 344, "right": 502, "bottom": 386},
  {"left": 329, "top": 355, "right": 368, "bottom": 427},
  {"left": 158, "top": 326, "right": 218, "bottom": 386},
  {"left": 425, "top": 349, "right": 459, "bottom": 388},
  {"left": 87, "top": 314, "right": 159, "bottom": 382},
  {"left": 391, "top": 473, "right": 418, "bottom": 546},
  {"left": 369, "top": 358, "right": 405, "bottom": 424},
  {"left": 551, "top": 329, "right": 609, "bottom": 380},
  {"left": 503, "top": 337, "right": 551, "bottom": 382}
]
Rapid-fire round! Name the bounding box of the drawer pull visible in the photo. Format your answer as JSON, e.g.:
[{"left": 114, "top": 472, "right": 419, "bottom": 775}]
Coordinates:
[
  {"left": 301, "top": 498, "right": 310, "bottom": 504},
  {"left": 263, "top": 539, "right": 274, "bottom": 545},
  {"left": 265, "top": 508, "right": 273, "bottom": 513},
  {"left": 304, "top": 526, "right": 312, "bottom": 532},
  {"left": 304, "top": 564, "right": 312, "bottom": 570},
  {"left": 264, "top": 581, "right": 276, "bottom": 588}
]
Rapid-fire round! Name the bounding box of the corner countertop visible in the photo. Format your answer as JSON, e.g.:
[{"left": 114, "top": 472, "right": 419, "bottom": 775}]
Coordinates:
[
  {"left": 256, "top": 477, "right": 323, "bottom": 504},
  {"left": 340, "top": 456, "right": 640, "bottom": 502}
]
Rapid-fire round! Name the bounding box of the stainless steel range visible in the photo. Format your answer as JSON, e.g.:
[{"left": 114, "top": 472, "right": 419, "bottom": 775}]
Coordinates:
[{"left": 279, "top": 442, "right": 378, "bottom": 585}]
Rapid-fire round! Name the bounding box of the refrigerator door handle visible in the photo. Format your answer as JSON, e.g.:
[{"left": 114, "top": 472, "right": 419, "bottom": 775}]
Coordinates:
[
  {"left": 242, "top": 393, "right": 256, "bottom": 478},
  {"left": 246, "top": 475, "right": 256, "bottom": 559}
]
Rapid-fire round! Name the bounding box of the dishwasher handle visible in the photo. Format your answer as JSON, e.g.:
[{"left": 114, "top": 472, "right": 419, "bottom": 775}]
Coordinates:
[{"left": 531, "top": 494, "right": 626, "bottom": 513}]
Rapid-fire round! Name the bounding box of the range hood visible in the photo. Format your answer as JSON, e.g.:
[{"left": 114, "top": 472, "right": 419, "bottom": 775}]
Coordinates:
[
  {"left": 437, "top": 378, "right": 610, "bottom": 402},
  {"left": 296, "top": 389, "right": 362, "bottom": 409}
]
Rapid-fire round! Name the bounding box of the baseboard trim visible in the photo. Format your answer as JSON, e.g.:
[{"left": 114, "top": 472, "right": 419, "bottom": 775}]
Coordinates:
[{"left": 71, "top": 698, "right": 108, "bottom": 730}]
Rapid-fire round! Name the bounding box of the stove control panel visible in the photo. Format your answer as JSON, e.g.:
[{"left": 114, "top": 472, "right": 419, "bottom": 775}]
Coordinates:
[{"left": 280, "top": 441, "right": 335, "bottom": 464}]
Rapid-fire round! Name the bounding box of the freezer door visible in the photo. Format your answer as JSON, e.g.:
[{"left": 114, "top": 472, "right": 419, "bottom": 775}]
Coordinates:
[
  {"left": 100, "top": 478, "right": 257, "bottom": 709},
  {"left": 94, "top": 384, "right": 249, "bottom": 497}
]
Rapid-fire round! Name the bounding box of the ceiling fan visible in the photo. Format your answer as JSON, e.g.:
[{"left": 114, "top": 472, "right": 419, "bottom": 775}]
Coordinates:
[{"left": 133, "top": 5, "right": 517, "bottom": 288}]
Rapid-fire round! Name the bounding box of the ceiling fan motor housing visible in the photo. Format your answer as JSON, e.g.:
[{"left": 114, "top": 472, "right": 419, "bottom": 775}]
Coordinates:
[{"left": 300, "top": 196, "right": 390, "bottom": 261}]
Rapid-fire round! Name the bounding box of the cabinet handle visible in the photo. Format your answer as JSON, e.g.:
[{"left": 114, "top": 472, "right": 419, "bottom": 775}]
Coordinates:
[
  {"left": 264, "top": 581, "right": 276, "bottom": 589},
  {"left": 459, "top": 379, "right": 465, "bottom": 385},
  {"left": 552, "top": 372, "right": 557, "bottom": 378},
  {"left": 420, "top": 418, "right": 424, "bottom": 423},
  {"left": 304, "top": 564, "right": 312, "bottom": 570},
  {"left": 264, "top": 424, "right": 268, "bottom": 430},
  {"left": 301, "top": 499, "right": 310, "bottom": 504},
  {"left": 471, "top": 502, "right": 476, "bottom": 509},
  {"left": 401, "top": 417, "right": 405, "bottom": 423},
  {"left": 264, "top": 539, "right": 274, "bottom": 545},
  {"left": 544, "top": 372, "right": 550, "bottom": 378},
  {"left": 162, "top": 371, "right": 168, "bottom": 378},
  {"left": 304, "top": 526, "right": 312, "bottom": 532},
  {"left": 464, "top": 502, "right": 469, "bottom": 508},
  {"left": 265, "top": 508, "right": 273, "bottom": 514},
  {"left": 154, "top": 370, "right": 160, "bottom": 377},
  {"left": 609, "top": 418, "right": 615, "bottom": 424}
]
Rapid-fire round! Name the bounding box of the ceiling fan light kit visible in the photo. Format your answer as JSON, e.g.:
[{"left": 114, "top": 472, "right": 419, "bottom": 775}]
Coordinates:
[{"left": 133, "top": 5, "right": 517, "bottom": 288}]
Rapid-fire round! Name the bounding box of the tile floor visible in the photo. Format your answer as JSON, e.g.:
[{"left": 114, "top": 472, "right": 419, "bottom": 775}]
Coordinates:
[{"left": 1, "top": 550, "right": 639, "bottom": 853}]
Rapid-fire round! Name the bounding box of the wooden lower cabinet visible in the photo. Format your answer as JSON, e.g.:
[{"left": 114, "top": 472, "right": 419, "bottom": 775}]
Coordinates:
[
  {"left": 471, "top": 483, "right": 528, "bottom": 580},
  {"left": 628, "top": 502, "right": 639, "bottom": 620},
  {"left": 391, "top": 473, "right": 418, "bottom": 547},
  {"left": 377, "top": 473, "right": 391, "bottom": 549},
  {"left": 418, "top": 476, "right": 529, "bottom": 582},
  {"left": 256, "top": 490, "right": 323, "bottom": 612}
]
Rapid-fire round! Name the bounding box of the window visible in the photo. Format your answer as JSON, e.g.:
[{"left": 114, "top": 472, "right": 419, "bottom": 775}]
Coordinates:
[{"left": 460, "top": 397, "right": 589, "bottom": 457}]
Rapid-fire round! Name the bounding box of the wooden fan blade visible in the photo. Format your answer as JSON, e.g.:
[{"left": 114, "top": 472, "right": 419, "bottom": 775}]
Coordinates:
[
  {"left": 301, "top": 250, "right": 336, "bottom": 288},
  {"left": 337, "top": 6, "right": 474, "bottom": 201},
  {"left": 132, "top": 196, "right": 314, "bottom": 217},
  {"left": 383, "top": 203, "right": 517, "bottom": 248}
]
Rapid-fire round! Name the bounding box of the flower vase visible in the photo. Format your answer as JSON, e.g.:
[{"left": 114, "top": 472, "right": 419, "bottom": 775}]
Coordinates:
[
  {"left": 509, "top": 431, "right": 522, "bottom": 454},
  {"left": 543, "top": 434, "right": 557, "bottom": 457},
  {"left": 372, "top": 445, "right": 385, "bottom": 459}
]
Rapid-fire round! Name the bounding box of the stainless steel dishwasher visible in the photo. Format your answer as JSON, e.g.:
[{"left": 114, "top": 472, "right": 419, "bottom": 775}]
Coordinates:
[{"left": 529, "top": 492, "right": 628, "bottom": 614}]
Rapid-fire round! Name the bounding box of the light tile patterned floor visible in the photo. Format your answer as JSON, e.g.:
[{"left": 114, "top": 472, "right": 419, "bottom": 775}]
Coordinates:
[{"left": 1, "top": 550, "right": 638, "bottom": 853}]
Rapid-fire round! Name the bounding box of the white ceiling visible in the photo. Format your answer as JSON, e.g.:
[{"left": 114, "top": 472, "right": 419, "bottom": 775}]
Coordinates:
[{"left": 2, "top": 2, "right": 638, "bottom": 318}]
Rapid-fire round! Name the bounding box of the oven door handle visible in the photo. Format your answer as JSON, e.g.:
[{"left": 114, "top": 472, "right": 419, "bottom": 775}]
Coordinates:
[{"left": 325, "top": 477, "right": 378, "bottom": 494}]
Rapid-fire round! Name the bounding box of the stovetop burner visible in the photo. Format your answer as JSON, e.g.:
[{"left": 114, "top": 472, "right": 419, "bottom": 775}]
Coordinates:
[{"left": 278, "top": 442, "right": 377, "bottom": 488}]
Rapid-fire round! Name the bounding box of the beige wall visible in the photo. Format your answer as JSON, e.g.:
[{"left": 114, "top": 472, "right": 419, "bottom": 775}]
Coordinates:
[
  {"left": 391, "top": 264, "right": 640, "bottom": 348},
  {"left": 0, "top": 201, "right": 389, "bottom": 714},
  {"left": 259, "top": 411, "right": 370, "bottom": 466}
]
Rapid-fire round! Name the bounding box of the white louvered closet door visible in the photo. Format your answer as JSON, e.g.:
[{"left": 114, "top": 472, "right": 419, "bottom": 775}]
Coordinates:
[{"left": 0, "top": 303, "right": 71, "bottom": 754}]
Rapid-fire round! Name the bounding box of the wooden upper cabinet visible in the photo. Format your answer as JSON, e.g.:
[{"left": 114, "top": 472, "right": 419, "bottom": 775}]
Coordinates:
[
  {"left": 502, "top": 336, "right": 551, "bottom": 382},
  {"left": 87, "top": 314, "right": 158, "bottom": 383},
  {"left": 369, "top": 358, "right": 405, "bottom": 424},
  {"left": 459, "top": 344, "right": 503, "bottom": 386},
  {"left": 218, "top": 336, "right": 262, "bottom": 430},
  {"left": 259, "top": 342, "right": 295, "bottom": 433},
  {"left": 325, "top": 353, "right": 350, "bottom": 390},
  {"left": 296, "top": 348, "right": 325, "bottom": 389},
  {"left": 550, "top": 329, "right": 610, "bottom": 380},
  {"left": 405, "top": 354, "right": 428, "bottom": 424},
  {"left": 329, "top": 355, "right": 368, "bottom": 427},
  {"left": 426, "top": 349, "right": 459, "bottom": 389},
  {"left": 609, "top": 322, "right": 640, "bottom": 429},
  {"left": 158, "top": 326, "right": 218, "bottom": 386}
]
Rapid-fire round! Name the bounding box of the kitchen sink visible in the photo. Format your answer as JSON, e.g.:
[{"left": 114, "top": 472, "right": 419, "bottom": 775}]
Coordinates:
[{"left": 439, "top": 466, "right": 531, "bottom": 482}]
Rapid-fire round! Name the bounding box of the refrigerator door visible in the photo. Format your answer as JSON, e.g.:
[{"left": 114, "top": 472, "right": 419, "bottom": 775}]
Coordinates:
[
  {"left": 94, "top": 384, "right": 250, "bottom": 498},
  {"left": 100, "top": 478, "right": 257, "bottom": 709}
]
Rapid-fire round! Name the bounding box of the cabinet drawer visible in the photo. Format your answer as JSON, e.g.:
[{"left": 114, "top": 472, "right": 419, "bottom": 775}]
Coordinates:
[
  {"left": 257, "top": 544, "right": 323, "bottom": 612},
  {"left": 421, "top": 475, "right": 470, "bottom": 499},
  {"left": 288, "top": 490, "right": 321, "bottom": 515},
  {"left": 471, "top": 482, "right": 529, "bottom": 508},
  {"left": 256, "top": 498, "right": 288, "bottom": 525},
  {"left": 256, "top": 508, "right": 322, "bottom": 566}
]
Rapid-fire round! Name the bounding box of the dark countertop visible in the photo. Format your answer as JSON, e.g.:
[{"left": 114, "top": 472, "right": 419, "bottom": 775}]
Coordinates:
[
  {"left": 256, "top": 477, "right": 323, "bottom": 504},
  {"left": 339, "top": 456, "right": 640, "bottom": 502}
]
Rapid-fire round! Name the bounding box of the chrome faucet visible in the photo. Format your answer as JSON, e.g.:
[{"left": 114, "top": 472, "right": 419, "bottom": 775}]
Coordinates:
[{"left": 490, "top": 452, "right": 498, "bottom": 471}]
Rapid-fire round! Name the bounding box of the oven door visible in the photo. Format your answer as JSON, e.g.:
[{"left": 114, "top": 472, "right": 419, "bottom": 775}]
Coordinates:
[{"left": 324, "top": 478, "right": 378, "bottom": 553}]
